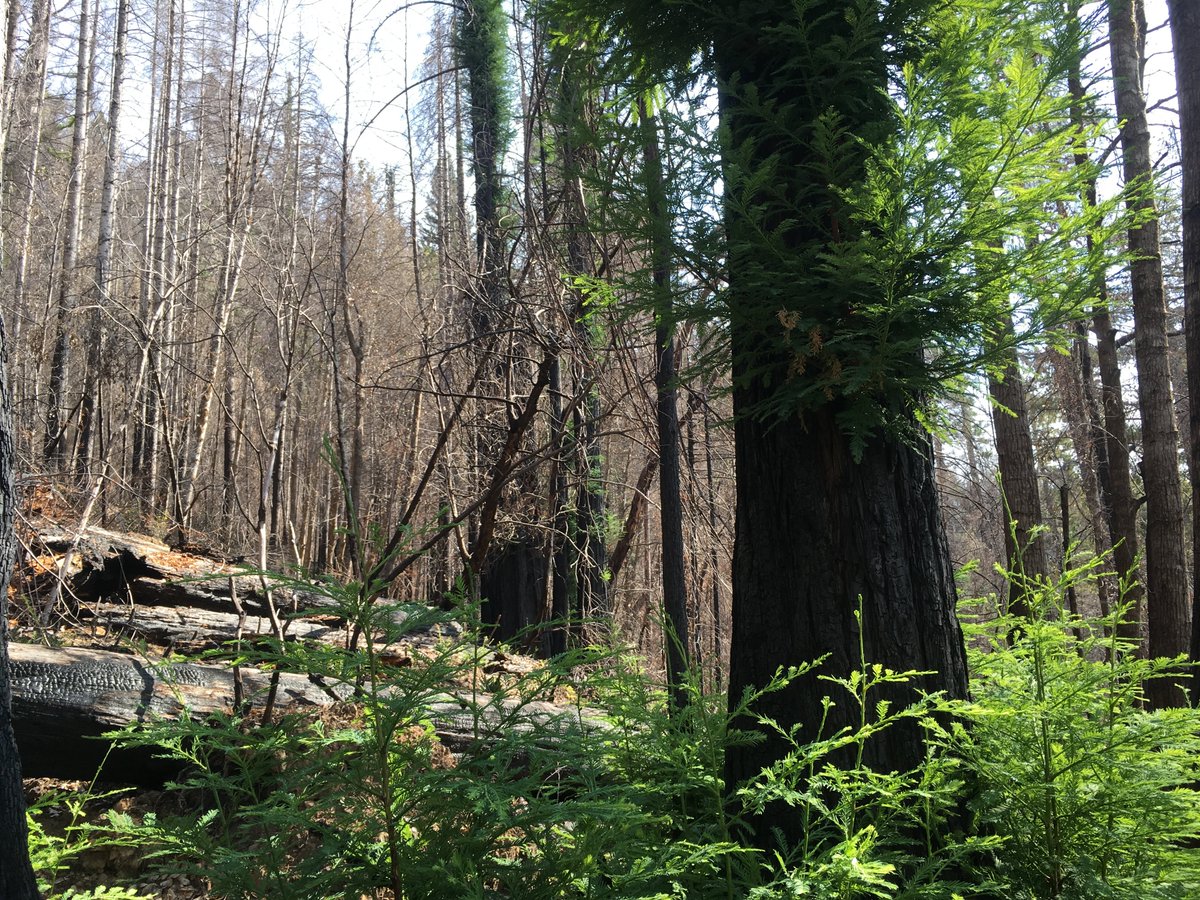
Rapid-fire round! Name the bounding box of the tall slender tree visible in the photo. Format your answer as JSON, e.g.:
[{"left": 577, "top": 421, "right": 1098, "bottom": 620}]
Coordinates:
[
  {"left": 1066, "top": 3, "right": 1142, "bottom": 637},
  {"left": 1108, "top": 0, "right": 1189, "bottom": 705},
  {"left": 642, "top": 100, "right": 690, "bottom": 705},
  {"left": 44, "top": 0, "right": 97, "bottom": 467},
  {"left": 0, "top": 0, "right": 40, "bottom": 889},
  {"left": 1167, "top": 0, "right": 1200, "bottom": 691},
  {"left": 9, "top": 0, "right": 52, "bottom": 400},
  {"left": 459, "top": 0, "right": 550, "bottom": 635},
  {"left": 77, "top": 0, "right": 131, "bottom": 474},
  {"left": 987, "top": 309, "right": 1049, "bottom": 616}
]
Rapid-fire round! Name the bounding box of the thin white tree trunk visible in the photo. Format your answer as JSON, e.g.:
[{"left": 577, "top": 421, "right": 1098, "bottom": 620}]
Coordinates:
[
  {"left": 78, "top": 0, "right": 130, "bottom": 474},
  {"left": 45, "top": 0, "right": 97, "bottom": 466}
]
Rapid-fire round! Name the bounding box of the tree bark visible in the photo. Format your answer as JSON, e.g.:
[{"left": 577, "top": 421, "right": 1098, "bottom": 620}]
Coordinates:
[
  {"left": 8, "top": 642, "right": 600, "bottom": 785},
  {"left": 1167, "top": 0, "right": 1200, "bottom": 693},
  {"left": 0, "top": 406, "right": 37, "bottom": 899},
  {"left": 1092, "top": 307, "right": 1143, "bottom": 636},
  {"left": 642, "top": 104, "right": 690, "bottom": 704},
  {"left": 1109, "top": 0, "right": 1190, "bottom": 705},
  {"left": 718, "top": 0, "right": 968, "bottom": 842},
  {"left": 0, "top": 0, "right": 42, "bottom": 888},
  {"left": 1053, "top": 334, "right": 1114, "bottom": 618},
  {"left": 987, "top": 317, "right": 1049, "bottom": 617}
]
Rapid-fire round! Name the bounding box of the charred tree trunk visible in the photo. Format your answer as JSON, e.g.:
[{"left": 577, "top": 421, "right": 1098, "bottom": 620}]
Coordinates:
[
  {"left": 459, "top": 0, "right": 545, "bottom": 637},
  {"left": 642, "top": 104, "right": 690, "bottom": 704},
  {"left": 719, "top": 1, "right": 968, "bottom": 844},
  {"left": 548, "top": 42, "right": 609, "bottom": 638},
  {"left": 8, "top": 641, "right": 600, "bottom": 787},
  {"left": 0, "top": 367, "right": 36, "bottom": 898},
  {"left": 0, "top": 4, "right": 37, "bottom": 876}
]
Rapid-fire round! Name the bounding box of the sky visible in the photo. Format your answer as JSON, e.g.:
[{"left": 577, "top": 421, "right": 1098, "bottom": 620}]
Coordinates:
[
  {"left": 287, "top": 0, "right": 437, "bottom": 168},
  {"left": 33, "top": 0, "right": 1184, "bottom": 220}
]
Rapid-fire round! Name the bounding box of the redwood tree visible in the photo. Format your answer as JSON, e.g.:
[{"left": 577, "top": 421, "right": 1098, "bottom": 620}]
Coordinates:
[
  {"left": 548, "top": 0, "right": 976, "bottom": 825},
  {"left": 713, "top": 2, "right": 971, "bottom": 818},
  {"left": 545, "top": 2, "right": 1105, "bottom": 847}
]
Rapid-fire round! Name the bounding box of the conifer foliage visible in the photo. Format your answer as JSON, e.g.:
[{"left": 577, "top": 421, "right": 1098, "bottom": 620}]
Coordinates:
[{"left": 1, "top": 0, "right": 1198, "bottom": 894}]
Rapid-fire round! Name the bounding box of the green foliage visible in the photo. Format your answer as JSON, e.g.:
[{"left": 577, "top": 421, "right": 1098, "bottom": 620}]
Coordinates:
[
  {"left": 548, "top": 0, "right": 1137, "bottom": 453},
  {"left": 107, "top": 562, "right": 746, "bottom": 899},
  {"left": 26, "top": 784, "right": 150, "bottom": 899},
  {"left": 720, "top": 0, "right": 1128, "bottom": 449},
  {"left": 727, "top": 618, "right": 1002, "bottom": 899},
  {"left": 957, "top": 559, "right": 1200, "bottom": 898},
  {"left": 77, "top": 548, "right": 1199, "bottom": 898},
  {"left": 456, "top": 0, "right": 513, "bottom": 176}
]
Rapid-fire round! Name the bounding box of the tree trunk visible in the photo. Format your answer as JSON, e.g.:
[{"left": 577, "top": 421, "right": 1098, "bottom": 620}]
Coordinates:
[
  {"left": 1053, "top": 333, "right": 1114, "bottom": 618},
  {"left": 0, "top": 397, "right": 37, "bottom": 899},
  {"left": 78, "top": 0, "right": 130, "bottom": 475},
  {"left": 9, "top": 642, "right": 601, "bottom": 787},
  {"left": 0, "top": 1, "right": 42, "bottom": 889},
  {"left": 43, "top": 0, "right": 93, "bottom": 468},
  {"left": 987, "top": 317, "right": 1049, "bottom": 617},
  {"left": 1092, "top": 307, "right": 1143, "bottom": 635},
  {"left": 1109, "top": 0, "right": 1190, "bottom": 705},
  {"left": 549, "top": 41, "right": 609, "bottom": 633},
  {"left": 44, "top": 0, "right": 95, "bottom": 467},
  {"left": 9, "top": 0, "right": 51, "bottom": 423},
  {"left": 642, "top": 104, "right": 690, "bottom": 704},
  {"left": 1167, "top": 0, "right": 1200, "bottom": 692},
  {"left": 718, "top": 1, "right": 968, "bottom": 842},
  {"left": 460, "top": 0, "right": 546, "bottom": 635}
]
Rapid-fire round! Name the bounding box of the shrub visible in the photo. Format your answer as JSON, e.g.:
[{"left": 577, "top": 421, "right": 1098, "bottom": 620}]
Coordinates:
[{"left": 956, "top": 557, "right": 1200, "bottom": 899}]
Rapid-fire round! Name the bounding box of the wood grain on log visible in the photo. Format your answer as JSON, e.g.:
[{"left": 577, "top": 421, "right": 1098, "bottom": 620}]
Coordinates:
[{"left": 9, "top": 643, "right": 600, "bottom": 784}]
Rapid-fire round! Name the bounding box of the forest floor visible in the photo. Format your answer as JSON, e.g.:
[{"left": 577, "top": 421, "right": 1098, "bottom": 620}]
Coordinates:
[{"left": 24, "top": 775, "right": 214, "bottom": 898}]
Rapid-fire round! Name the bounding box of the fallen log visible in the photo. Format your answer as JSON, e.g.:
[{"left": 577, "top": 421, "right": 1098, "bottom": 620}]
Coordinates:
[
  {"left": 26, "top": 521, "right": 462, "bottom": 651},
  {"left": 9, "top": 643, "right": 600, "bottom": 784},
  {"left": 9, "top": 643, "right": 350, "bottom": 781},
  {"left": 33, "top": 523, "right": 334, "bottom": 618},
  {"left": 78, "top": 600, "right": 350, "bottom": 652}
]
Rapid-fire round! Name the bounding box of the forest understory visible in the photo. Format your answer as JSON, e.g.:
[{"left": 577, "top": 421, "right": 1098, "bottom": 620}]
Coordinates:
[{"left": 2, "top": 0, "right": 1200, "bottom": 896}]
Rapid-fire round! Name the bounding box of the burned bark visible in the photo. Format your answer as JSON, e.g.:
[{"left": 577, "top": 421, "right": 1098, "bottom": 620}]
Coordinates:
[{"left": 9, "top": 643, "right": 599, "bottom": 785}]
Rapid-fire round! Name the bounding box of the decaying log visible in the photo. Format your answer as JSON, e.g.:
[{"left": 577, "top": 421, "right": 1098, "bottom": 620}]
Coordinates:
[
  {"left": 10, "top": 643, "right": 347, "bottom": 781},
  {"left": 79, "top": 601, "right": 346, "bottom": 650},
  {"left": 32, "top": 523, "right": 332, "bottom": 618},
  {"left": 25, "top": 521, "right": 462, "bottom": 650},
  {"left": 12, "top": 523, "right": 584, "bottom": 785},
  {"left": 9, "top": 643, "right": 600, "bottom": 784}
]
